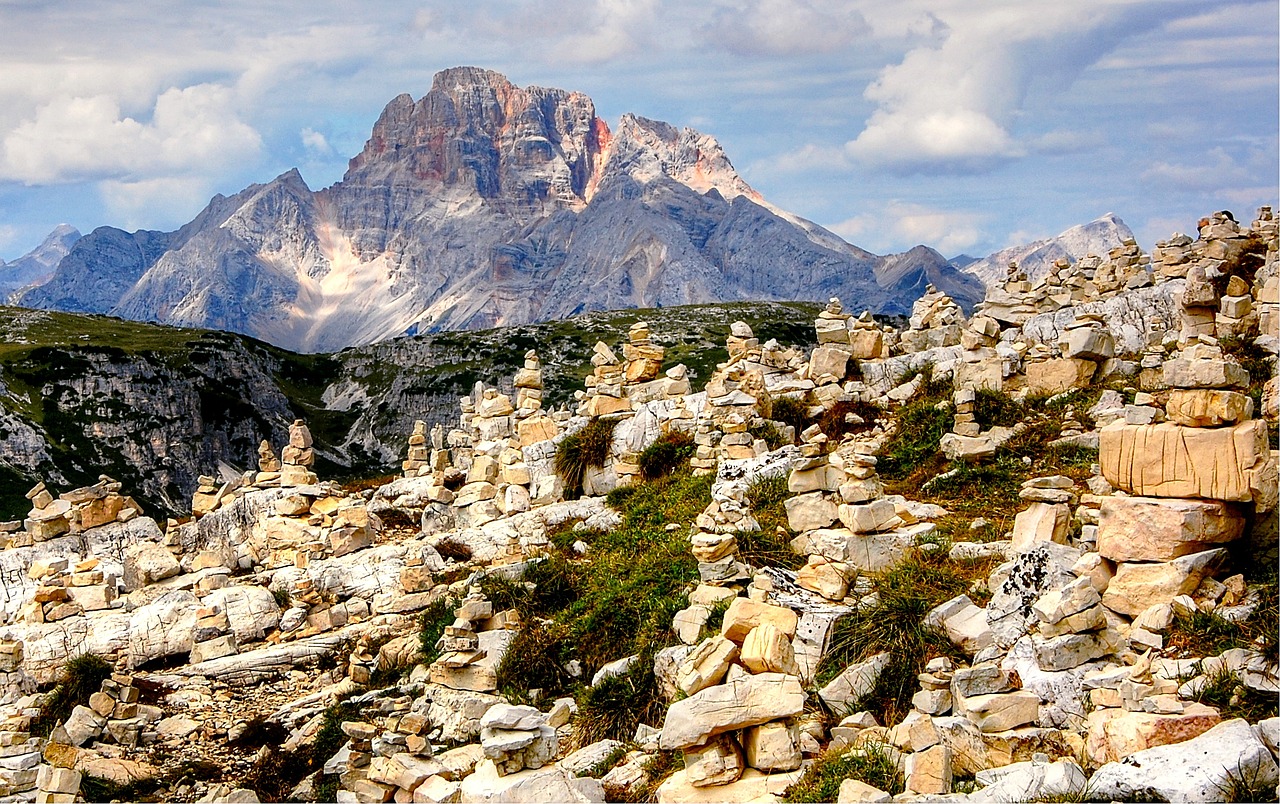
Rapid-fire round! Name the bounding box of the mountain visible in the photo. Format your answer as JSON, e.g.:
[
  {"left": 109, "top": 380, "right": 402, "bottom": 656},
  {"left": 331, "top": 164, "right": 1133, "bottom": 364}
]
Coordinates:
[
  {"left": 875, "top": 244, "right": 985, "bottom": 312},
  {"left": 17, "top": 67, "right": 960, "bottom": 352},
  {"left": 0, "top": 224, "right": 80, "bottom": 298},
  {"left": 960, "top": 213, "right": 1134, "bottom": 287}
]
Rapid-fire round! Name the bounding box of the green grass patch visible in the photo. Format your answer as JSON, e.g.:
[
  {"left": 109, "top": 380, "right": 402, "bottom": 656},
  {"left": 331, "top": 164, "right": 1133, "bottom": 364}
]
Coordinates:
[
  {"left": 748, "top": 419, "right": 790, "bottom": 450},
  {"left": 638, "top": 431, "right": 696, "bottom": 480},
  {"left": 573, "top": 651, "right": 666, "bottom": 746},
  {"left": 973, "top": 388, "right": 1022, "bottom": 429},
  {"left": 493, "top": 472, "right": 709, "bottom": 707},
  {"left": 783, "top": 742, "right": 905, "bottom": 802},
  {"left": 770, "top": 396, "right": 810, "bottom": 435},
  {"left": 417, "top": 596, "right": 456, "bottom": 666},
  {"left": 738, "top": 474, "right": 805, "bottom": 570},
  {"left": 877, "top": 384, "right": 952, "bottom": 482}
]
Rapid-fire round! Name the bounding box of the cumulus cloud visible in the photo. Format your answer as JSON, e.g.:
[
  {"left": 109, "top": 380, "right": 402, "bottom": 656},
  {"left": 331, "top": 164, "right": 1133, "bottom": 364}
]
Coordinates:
[
  {"left": 98, "top": 176, "right": 223, "bottom": 231},
  {"left": 301, "top": 127, "right": 333, "bottom": 156},
  {"left": 704, "top": 0, "right": 870, "bottom": 56},
  {"left": 1, "top": 83, "right": 261, "bottom": 185},
  {"left": 833, "top": 200, "right": 985, "bottom": 254},
  {"left": 845, "top": 1, "right": 1186, "bottom": 173}
]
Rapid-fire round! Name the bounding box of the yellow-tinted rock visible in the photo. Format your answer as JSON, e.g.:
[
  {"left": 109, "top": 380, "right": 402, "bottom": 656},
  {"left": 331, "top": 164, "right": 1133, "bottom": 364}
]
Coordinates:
[{"left": 1099, "top": 419, "right": 1274, "bottom": 504}]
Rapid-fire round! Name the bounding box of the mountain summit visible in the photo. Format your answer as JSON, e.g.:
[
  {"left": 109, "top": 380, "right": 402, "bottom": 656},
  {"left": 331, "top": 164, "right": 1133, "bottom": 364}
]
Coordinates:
[{"left": 19, "top": 68, "right": 980, "bottom": 351}]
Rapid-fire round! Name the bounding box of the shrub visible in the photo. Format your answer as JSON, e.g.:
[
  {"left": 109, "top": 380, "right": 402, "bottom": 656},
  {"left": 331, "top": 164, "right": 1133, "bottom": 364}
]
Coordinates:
[
  {"left": 573, "top": 652, "right": 666, "bottom": 747},
  {"left": 783, "top": 742, "right": 905, "bottom": 802},
  {"left": 556, "top": 418, "right": 618, "bottom": 497},
  {"left": 495, "top": 620, "right": 577, "bottom": 702},
  {"left": 815, "top": 399, "right": 882, "bottom": 440},
  {"left": 417, "top": 596, "right": 456, "bottom": 665},
  {"left": 638, "top": 431, "right": 696, "bottom": 480},
  {"left": 878, "top": 399, "right": 952, "bottom": 481},
  {"left": 769, "top": 396, "right": 810, "bottom": 434},
  {"left": 973, "top": 388, "right": 1021, "bottom": 429},
  {"left": 748, "top": 420, "right": 790, "bottom": 450},
  {"left": 31, "top": 653, "right": 114, "bottom": 737}
]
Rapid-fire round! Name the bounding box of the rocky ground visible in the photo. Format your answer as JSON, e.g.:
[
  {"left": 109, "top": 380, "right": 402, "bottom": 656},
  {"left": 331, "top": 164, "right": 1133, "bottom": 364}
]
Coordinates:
[{"left": 0, "top": 206, "right": 1276, "bottom": 803}]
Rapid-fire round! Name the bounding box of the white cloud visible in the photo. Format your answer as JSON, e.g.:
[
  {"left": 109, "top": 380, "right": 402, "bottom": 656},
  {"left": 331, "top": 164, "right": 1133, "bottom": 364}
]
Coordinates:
[
  {"left": 1, "top": 83, "right": 261, "bottom": 185},
  {"left": 845, "top": 2, "right": 1191, "bottom": 173},
  {"left": 705, "top": 0, "right": 870, "bottom": 56},
  {"left": 301, "top": 127, "right": 333, "bottom": 156},
  {"left": 98, "top": 176, "right": 221, "bottom": 231},
  {"left": 0, "top": 224, "right": 18, "bottom": 255},
  {"left": 833, "top": 199, "right": 985, "bottom": 254}
]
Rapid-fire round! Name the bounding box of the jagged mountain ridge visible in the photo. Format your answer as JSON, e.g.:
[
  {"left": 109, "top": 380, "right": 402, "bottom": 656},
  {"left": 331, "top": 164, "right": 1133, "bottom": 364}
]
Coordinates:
[
  {"left": 960, "top": 213, "right": 1135, "bottom": 287},
  {"left": 17, "top": 67, "right": 978, "bottom": 352},
  {"left": 0, "top": 224, "right": 80, "bottom": 298}
]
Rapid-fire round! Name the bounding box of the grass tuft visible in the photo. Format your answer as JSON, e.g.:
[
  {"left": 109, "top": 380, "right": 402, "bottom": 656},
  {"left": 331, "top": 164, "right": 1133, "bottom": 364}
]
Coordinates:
[
  {"left": 638, "top": 431, "right": 696, "bottom": 480},
  {"left": 816, "top": 551, "right": 968, "bottom": 723},
  {"left": 31, "top": 653, "right": 114, "bottom": 738},
  {"left": 783, "top": 742, "right": 905, "bottom": 802},
  {"left": 556, "top": 418, "right": 619, "bottom": 497},
  {"left": 573, "top": 652, "right": 665, "bottom": 747}
]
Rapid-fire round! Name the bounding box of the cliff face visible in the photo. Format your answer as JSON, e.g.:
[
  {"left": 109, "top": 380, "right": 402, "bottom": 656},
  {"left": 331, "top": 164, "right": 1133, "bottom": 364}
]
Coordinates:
[
  {"left": 0, "top": 301, "right": 820, "bottom": 518},
  {"left": 18, "top": 67, "right": 927, "bottom": 353}
]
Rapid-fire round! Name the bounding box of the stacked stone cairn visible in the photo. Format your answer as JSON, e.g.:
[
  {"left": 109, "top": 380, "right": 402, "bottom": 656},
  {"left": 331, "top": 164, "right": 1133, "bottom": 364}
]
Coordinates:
[
  {"left": 12, "top": 478, "right": 141, "bottom": 545},
  {"left": 280, "top": 419, "right": 318, "bottom": 487},
  {"left": 426, "top": 591, "right": 518, "bottom": 695},
  {"left": 52, "top": 673, "right": 158, "bottom": 750},
  {"left": 656, "top": 592, "right": 809, "bottom": 796},
  {"left": 20, "top": 558, "right": 116, "bottom": 625},
  {"left": 900, "top": 285, "right": 965, "bottom": 352},
  {"left": 1021, "top": 311, "right": 1114, "bottom": 397},
  {"left": 786, "top": 425, "right": 936, "bottom": 589},
  {"left": 578, "top": 342, "right": 630, "bottom": 417}
]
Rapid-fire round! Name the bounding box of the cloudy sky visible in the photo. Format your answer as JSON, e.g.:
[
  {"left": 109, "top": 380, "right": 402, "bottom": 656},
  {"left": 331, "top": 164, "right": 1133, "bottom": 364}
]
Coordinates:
[{"left": 0, "top": 0, "right": 1275, "bottom": 261}]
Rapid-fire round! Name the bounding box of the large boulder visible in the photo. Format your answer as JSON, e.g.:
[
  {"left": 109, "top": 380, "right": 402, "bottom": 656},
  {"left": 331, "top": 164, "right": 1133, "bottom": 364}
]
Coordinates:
[
  {"left": 122, "top": 543, "right": 180, "bottom": 592},
  {"left": 1098, "top": 496, "right": 1244, "bottom": 562},
  {"left": 1099, "top": 419, "right": 1275, "bottom": 506},
  {"left": 127, "top": 589, "right": 201, "bottom": 667},
  {"left": 203, "top": 586, "right": 282, "bottom": 644},
  {"left": 1101, "top": 549, "right": 1226, "bottom": 617},
  {"left": 1088, "top": 718, "right": 1277, "bottom": 803},
  {"left": 659, "top": 673, "right": 805, "bottom": 750}
]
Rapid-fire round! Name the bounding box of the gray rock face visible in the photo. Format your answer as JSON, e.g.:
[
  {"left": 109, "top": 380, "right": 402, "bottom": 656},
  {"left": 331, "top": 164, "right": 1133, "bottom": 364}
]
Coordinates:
[
  {"left": 0, "top": 224, "right": 80, "bottom": 299},
  {"left": 17, "top": 67, "right": 964, "bottom": 353},
  {"left": 961, "top": 213, "right": 1135, "bottom": 287}
]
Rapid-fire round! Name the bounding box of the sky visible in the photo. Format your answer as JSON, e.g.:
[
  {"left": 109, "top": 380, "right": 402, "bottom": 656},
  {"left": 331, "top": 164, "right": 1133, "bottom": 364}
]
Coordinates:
[{"left": 0, "top": 0, "right": 1276, "bottom": 262}]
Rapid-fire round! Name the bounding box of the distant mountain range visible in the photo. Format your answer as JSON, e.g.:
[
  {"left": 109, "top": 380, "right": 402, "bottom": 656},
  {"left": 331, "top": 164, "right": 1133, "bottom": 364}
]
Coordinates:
[
  {"left": 958, "top": 213, "right": 1135, "bottom": 287},
  {"left": 4, "top": 68, "right": 1128, "bottom": 352},
  {"left": 0, "top": 224, "right": 80, "bottom": 298}
]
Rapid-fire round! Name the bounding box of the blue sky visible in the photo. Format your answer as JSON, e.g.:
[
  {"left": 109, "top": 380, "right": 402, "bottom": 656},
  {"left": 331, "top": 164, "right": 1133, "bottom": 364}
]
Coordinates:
[{"left": 0, "top": 0, "right": 1276, "bottom": 261}]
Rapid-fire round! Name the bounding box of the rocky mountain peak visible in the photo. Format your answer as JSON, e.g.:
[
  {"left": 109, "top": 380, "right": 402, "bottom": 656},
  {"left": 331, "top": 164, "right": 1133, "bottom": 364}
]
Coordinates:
[{"left": 0, "top": 224, "right": 81, "bottom": 298}]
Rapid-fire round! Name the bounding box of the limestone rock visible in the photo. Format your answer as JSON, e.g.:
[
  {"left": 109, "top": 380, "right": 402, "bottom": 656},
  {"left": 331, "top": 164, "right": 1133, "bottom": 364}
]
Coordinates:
[
  {"left": 1097, "top": 496, "right": 1244, "bottom": 562},
  {"left": 659, "top": 672, "right": 806, "bottom": 750},
  {"left": 1099, "top": 419, "right": 1274, "bottom": 505},
  {"left": 1088, "top": 718, "right": 1276, "bottom": 803},
  {"left": 818, "top": 653, "right": 889, "bottom": 714},
  {"left": 1101, "top": 549, "right": 1226, "bottom": 616}
]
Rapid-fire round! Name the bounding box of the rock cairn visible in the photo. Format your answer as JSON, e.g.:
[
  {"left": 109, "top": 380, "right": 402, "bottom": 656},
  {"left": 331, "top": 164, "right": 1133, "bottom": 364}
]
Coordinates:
[
  {"left": 426, "top": 591, "right": 518, "bottom": 695},
  {"left": 12, "top": 478, "right": 141, "bottom": 545},
  {"left": 900, "top": 285, "right": 965, "bottom": 352},
  {"left": 280, "top": 419, "right": 318, "bottom": 487}
]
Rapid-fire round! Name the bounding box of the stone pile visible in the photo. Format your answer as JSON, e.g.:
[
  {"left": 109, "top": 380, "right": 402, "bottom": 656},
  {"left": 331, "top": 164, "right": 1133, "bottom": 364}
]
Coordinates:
[
  {"left": 255, "top": 440, "right": 282, "bottom": 485},
  {"left": 8, "top": 478, "right": 142, "bottom": 546},
  {"left": 19, "top": 557, "right": 116, "bottom": 624},
  {"left": 0, "top": 640, "right": 35, "bottom": 706},
  {"left": 953, "top": 313, "right": 1009, "bottom": 392},
  {"left": 578, "top": 341, "right": 631, "bottom": 417},
  {"left": 41, "top": 671, "right": 172, "bottom": 778},
  {"left": 899, "top": 285, "right": 965, "bottom": 353},
  {"left": 1091, "top": 238, "right": 1152, "bottom": 295},
  {"left": 426, "top": 591, "right": 517, "bottom": 694},
  {"left": 939, "top": 388, "right": 1017, "bottom": 462},
  {"left": 656, "top": 593, "right": 808, "bottom": 797},
  {"left": 786, "top": 426, "right": 937, "bottom": 589},
  {"left": 34, "top": 765, "right": 82, "bottom": 804},
  {"left": 281, "top": 419, "right": 319, "bottom": 487},
  {"left": 479, "top": 704, "right": 557, "bottom": 776}
]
